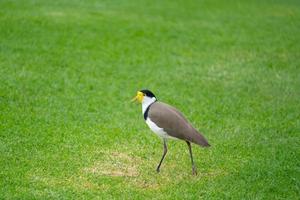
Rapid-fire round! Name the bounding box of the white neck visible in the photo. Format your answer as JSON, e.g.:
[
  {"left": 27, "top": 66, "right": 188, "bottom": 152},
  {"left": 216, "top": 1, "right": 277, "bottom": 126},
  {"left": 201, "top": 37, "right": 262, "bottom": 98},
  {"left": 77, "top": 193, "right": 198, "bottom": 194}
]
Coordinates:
[{"left": 142, "top": 96, "right": 156, "bottom": 114}]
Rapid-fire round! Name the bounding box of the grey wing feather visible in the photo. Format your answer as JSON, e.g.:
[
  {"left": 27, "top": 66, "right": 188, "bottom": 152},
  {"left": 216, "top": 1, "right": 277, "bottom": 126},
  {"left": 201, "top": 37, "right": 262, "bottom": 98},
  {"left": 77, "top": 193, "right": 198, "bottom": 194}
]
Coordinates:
[{"left": 149, "top": 102, "right": 210, "bottom": 147}]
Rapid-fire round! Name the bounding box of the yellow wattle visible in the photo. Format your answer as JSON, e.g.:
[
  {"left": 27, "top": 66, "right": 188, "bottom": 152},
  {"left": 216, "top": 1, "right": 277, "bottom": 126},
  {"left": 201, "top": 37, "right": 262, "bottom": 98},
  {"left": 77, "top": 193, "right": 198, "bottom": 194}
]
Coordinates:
[{"left": 136, "top": 91, "right": 144, "bottom": 103}]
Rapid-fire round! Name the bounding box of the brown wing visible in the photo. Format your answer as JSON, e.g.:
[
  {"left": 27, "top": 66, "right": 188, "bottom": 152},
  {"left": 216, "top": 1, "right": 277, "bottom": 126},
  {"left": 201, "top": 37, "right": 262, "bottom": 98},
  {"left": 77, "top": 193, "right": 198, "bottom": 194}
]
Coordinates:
[{"left": 148, "top": 102, "right": 210, "bottom": 147}]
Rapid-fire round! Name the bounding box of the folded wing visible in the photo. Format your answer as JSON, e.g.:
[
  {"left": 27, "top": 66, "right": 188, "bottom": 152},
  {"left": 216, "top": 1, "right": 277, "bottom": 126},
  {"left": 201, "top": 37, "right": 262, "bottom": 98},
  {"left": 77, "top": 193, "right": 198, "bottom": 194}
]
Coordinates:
[{"left": 148, "top": 102, "right": 210, "bottom": 147}]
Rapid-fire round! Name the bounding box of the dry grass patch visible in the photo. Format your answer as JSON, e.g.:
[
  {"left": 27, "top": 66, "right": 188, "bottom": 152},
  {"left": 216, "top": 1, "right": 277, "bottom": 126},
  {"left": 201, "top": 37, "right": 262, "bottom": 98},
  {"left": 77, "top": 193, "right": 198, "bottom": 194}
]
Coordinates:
[{"left": 83, "top": 151, "right": 140, "bottom": 177}]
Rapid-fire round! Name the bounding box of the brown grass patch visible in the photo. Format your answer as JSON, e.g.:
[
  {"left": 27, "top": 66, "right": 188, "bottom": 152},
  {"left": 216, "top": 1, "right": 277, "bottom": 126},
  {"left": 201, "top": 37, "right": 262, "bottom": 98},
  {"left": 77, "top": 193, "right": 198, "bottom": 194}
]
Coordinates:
[{"left": 83, "top": 151, "right": 140, "bottom": 177}]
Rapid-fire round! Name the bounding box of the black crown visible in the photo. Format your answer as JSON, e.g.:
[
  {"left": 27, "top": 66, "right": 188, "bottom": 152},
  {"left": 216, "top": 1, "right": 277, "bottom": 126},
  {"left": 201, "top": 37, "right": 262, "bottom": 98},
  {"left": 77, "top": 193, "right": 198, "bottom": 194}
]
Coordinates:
[{"left": 140, "top": 89, "right": 156, "bottom": 98}]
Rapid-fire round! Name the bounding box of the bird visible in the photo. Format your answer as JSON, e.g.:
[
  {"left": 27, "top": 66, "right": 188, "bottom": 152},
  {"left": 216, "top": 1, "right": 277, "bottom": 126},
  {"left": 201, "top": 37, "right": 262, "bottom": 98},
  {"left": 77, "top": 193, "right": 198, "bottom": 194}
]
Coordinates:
[{"left": 132, "top": 89, "right": 210, "bottom": 175}]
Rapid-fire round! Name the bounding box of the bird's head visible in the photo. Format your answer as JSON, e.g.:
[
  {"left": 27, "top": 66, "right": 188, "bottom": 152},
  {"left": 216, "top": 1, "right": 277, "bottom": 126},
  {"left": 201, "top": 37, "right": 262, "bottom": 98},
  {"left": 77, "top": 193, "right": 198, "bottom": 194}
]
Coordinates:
[{"left": 131, "top": 89, "right": 157, "bottom": 104}]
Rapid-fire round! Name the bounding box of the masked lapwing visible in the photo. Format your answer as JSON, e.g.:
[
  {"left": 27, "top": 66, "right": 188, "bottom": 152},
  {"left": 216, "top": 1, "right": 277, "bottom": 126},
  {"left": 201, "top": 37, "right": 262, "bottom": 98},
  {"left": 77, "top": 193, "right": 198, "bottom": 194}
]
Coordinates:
[{"left": 132, "top": 89, "right": 210, "bottom": 175}]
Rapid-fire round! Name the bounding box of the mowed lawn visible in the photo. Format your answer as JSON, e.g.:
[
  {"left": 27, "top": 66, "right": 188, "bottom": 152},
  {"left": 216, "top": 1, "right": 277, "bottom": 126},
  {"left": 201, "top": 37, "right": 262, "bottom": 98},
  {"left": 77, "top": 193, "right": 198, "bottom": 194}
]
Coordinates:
[{"left": 0, "top": 0, "right": 299, "bottom": 199}]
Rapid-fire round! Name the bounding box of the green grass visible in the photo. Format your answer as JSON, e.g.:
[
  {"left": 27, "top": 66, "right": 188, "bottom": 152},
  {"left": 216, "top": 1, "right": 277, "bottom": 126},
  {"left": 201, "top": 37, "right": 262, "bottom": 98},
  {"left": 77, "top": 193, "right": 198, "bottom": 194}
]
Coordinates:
[{"left": 1, "top": 0, "right": 299, "bottom": 199}]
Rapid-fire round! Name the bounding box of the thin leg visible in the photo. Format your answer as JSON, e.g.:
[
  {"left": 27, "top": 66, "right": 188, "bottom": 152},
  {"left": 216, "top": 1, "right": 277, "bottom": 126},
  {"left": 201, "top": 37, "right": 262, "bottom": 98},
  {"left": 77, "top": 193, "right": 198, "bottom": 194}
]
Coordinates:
[
  {"left": 156, "top": 139, "right": 167, "bottom": 173},
  {"left": 186, "top": 141, "right": 197, "bottom": 175}
]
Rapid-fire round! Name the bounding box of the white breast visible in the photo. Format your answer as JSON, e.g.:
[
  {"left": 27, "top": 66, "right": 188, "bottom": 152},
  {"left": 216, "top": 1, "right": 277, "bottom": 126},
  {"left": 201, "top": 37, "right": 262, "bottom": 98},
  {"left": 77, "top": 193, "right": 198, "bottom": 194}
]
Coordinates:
[{"left": 145, "top": 118, "right": 176, "bottom": 139}]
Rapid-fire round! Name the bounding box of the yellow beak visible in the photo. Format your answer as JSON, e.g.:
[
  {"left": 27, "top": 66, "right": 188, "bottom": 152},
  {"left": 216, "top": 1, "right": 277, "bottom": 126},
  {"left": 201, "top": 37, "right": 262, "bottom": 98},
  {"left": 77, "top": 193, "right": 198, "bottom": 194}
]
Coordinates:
[{"left": 131, "top": 96, "right": 137, "bottom": 102}]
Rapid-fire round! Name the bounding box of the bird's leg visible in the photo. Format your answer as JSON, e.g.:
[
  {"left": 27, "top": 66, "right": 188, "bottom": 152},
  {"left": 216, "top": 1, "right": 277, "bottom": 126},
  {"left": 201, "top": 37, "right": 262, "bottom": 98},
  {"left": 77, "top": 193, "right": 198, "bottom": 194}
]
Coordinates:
[
  {"left": 186, "top": 141, "right": 197, "bottom": 175},
  {"left": 156, "top": 139, "right": 167, "bottom": 173}
]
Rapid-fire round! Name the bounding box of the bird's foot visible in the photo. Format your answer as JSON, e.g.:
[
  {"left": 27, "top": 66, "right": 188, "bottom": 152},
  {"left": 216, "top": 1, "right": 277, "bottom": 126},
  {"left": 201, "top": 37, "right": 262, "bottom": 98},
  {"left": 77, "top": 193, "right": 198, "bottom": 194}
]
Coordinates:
[
  {"left": 156, "top": 167, "right": 160, "bottom": 173},
  {"left": 192, "top": 166, "right": 198, "bottom": 176}
]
